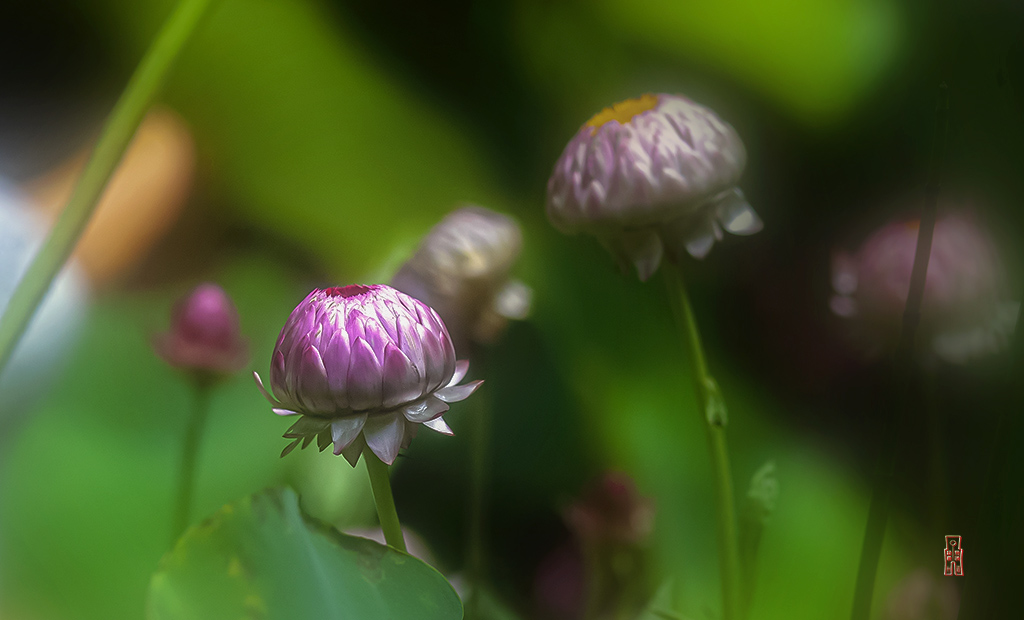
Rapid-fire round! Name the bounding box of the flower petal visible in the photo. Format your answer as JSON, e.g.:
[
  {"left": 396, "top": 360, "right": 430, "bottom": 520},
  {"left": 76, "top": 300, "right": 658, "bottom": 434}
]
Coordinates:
[
  {"left": 346, "top": 337, "right": 384, "bottom": 411},
  {"left": 381, "top": 343, "right": 422, "bottom": 408},
  {"left": 330, "top": 413, "right": 368, "bottom": 454},
  {"left": 319, "top": 328, "right": 351, "bottom": 406},
  {"left": 280, "top": 438, "right": 302, "bottom": 458},
  {"left": 418, "top": 324, "right": 447, "bottom": 392},
  {"left": 340, "top": 436, "right": 365, "bottom": 467},
  {"left": 296, "top": 344, "right": 333, "bottom": 415},
  {"left": 447, "top": 360, "right": 470, "bottom": 387},
  {"left": 434, "top": 379, "right": 484, "bottom": 403},
  {"left": 272, "top": 408, "right": 300, "bottom": 417},
  {"left": 363, "top": 412, "right": 405, "bottom": 465},
  {"left": 254, "top": 372, "right": 281, "bottom": 406},
  {"left": 683, "top": 218, "right": 718, "bottom": 259},
  {"left": 424, "top": 416, "right": 454, "bottom": 436},
  {"left": 715, "top": 188, "right": 763, "bottom": 236},
  {"left": 283, "top": 416, "right": 330, "bottom": 438},
  {"left": 401, "top": 396, "right": 450, "bottom": 423},
  {"left": 401, "top": 420, "right": 418, "bottom": 450}
]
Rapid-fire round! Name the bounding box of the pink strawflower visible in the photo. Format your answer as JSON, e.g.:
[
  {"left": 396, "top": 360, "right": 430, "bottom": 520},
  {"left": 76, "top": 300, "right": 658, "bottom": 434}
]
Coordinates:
[
  {"left": 546, "top": 93, "right": 761, "bottom": 280},
  {"left": 830, "top": 212, "right": 1018, "bottom": 363},
  {"left": 254, "top": 284, "right": 482, "bottom": 466},
  {"left": 154, "top": 283, "right": 248, "bottom": 378}
]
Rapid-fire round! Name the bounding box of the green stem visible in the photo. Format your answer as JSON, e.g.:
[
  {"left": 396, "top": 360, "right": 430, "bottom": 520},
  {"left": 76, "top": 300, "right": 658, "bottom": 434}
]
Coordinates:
[
  {"left": 466, "top": 355, "right": 490, "bottom": 620},
  {"left": 363, "top": 445, "right": 407, "bottom": 553},
  {"left": 171, "top": 381, "right": 212, "bottom": 542},
  {"left": 0, "top": 0, "right": 215, "bottom": 377},
  {"left": 664, "top": 266, "right": 740, "bottom": 620},
  {"left": 849, "top": 83, "right": 949, "bottom": 620}
]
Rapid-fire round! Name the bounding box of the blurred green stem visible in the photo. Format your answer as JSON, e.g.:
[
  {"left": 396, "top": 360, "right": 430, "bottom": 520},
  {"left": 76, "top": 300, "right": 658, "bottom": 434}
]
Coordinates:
[
  {"left": 363, "top": 446, "right": 407, "bottom": 553},
  {"left": 171, "top": 381, "right": 212, "bottom": 542},
  {"left": 466, "top": 355, "right": 490, "bottom": 620},
  {"left": 664, "top": 266, "right": 740, "bottom": 620},
  {"left": 0, "top": 0, "right": 215, "bottom": 377},
  {"left": 849, "top": 83, "right": 948, "bottom": 620}
]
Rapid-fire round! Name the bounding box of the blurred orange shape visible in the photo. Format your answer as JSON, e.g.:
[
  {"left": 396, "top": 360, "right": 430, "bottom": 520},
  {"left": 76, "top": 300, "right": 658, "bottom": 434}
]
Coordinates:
[{"left": 26, "top": 107, "right": 196, "bottom": 286}]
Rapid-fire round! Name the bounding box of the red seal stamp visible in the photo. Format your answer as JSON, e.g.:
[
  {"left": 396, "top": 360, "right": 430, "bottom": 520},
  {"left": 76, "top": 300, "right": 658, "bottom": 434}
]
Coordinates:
[{"left": 943, "top": 535, "right": 963, "bottom": 576}]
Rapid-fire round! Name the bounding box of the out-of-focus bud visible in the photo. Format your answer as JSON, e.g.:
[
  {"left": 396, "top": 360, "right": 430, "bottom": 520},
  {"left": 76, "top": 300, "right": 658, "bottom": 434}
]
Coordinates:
[
  {"left": 564, "top": 471, "right": 655, "bottom": 546},
  {"left": 154, "top": 283, "right": 248, "bottom": 380},
  {"left": 0, "top": 182, "right": 88, "bottom": 421},
  {"left": 830, "top": 211, "right": 1018, "bottom": 363},
  {"left": 883, "top": 569, "right": 958, "bottom": 620},
  {"left": 391, "top": 206, "right": 531, "bottom": 355},
  {"left": 546, "top": 93, "right": 762, "bottom": 280}
]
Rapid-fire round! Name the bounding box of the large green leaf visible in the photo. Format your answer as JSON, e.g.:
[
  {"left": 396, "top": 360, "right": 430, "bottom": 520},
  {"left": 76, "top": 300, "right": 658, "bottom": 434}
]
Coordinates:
[{"left": 147, "top": 487, "right": 462, "bottom": 620}]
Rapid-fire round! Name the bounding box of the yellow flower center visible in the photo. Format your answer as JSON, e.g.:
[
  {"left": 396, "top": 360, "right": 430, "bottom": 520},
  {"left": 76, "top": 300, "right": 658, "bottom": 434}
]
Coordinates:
[{"left": 585, "top": 94, "right": 660, "bottom": 134}]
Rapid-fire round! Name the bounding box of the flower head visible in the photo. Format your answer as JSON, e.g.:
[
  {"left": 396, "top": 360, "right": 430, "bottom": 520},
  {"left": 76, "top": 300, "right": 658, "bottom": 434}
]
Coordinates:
[
  {"left": 546, "top": 93, "right": 762, "bottom": 280},
  {"left": 254, "top": 284, "right": 482, "bottom": 465},
  {"left": 154, "top": 283, "right": 248, "bottom": 378},
  {"left": 391, "top": 206, "right": 531, "bottom": 354},
  {"left": 830, "top": 212, "right": 1018, "bottom": 363}
]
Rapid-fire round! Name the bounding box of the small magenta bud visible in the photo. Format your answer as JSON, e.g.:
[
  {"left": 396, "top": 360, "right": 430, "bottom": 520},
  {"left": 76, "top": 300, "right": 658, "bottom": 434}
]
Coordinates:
[{"left": 154, "top": 283, "right": 249, "bottom": 378}]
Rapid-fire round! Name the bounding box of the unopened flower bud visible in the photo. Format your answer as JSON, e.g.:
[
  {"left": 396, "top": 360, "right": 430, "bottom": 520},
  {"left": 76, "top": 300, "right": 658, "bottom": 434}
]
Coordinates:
[
  {"left": 564, "top": 471, "right": 655, "bottom": 546},
  {"left": 546, "top": 93, "right": 762, "bottom": 280},
  {"left": 154, "top": 283, "right": 249, "bottom": 378},
  {"left": 254, "top": 284, "right": 482, "bottom": 466},
  {"left": 391, "top": 206, "right": 531, "bottom": 354}
]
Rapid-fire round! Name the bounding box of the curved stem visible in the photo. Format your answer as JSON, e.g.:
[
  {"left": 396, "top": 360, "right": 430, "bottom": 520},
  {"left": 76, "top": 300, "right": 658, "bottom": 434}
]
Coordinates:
[
  {"left": 664, "top": 266, "right": 740, "bottom": 620},
  {"left": 171, "top": 382, "right": 212, "bottom": 542},
  {"left": 0, "top": 0, "right": 215, "bottom": 377},
  {"left": 363, "top": 445, "right": 407, "bottom": 553}
]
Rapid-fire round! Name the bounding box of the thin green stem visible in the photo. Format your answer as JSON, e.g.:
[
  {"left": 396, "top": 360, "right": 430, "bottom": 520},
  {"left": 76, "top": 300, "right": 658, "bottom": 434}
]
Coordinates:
[
  {"left": 171, "top": 382, "right": 212, "bottom": 542},
  {"left": 0, "top": 0, "right": 215, "bottom": 377},
  {"left": 363, "top": 445, "right": 407, "bottom": 553},
  {"left": 465, "top": 354, "right": 490, "bottom": 620},
  {"left": 850, "top": 83, "right": 949, "bottom": 620},
  {"left": 664, "top": 266, "right": 740, "bottom": 620}
]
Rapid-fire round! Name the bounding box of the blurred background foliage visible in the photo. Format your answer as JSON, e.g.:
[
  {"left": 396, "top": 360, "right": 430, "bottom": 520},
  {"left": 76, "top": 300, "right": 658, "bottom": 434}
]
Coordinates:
[{"left": 1, "top": 0, "right": 1023, "bottom": 618}]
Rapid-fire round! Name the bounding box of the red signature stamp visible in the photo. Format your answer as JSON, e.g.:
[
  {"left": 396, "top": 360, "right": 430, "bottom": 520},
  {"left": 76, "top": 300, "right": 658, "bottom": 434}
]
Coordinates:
[{"left": 943, "top": 535, "right": 963, "bottom": 576}]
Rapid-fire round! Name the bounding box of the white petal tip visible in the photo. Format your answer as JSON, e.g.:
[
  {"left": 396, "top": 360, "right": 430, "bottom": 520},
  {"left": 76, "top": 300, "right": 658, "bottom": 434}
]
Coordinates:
[
  {"left": 434, "top": 379, "right": 484, "bottom": 403},
  {"left": 424, "top": 416, "right": 454, "bottom": 436}
]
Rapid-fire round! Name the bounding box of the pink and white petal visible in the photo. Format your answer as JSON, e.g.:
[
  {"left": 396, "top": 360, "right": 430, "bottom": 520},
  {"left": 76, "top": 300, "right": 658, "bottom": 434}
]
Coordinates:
[
  {"left": 424, "top": 416, "right": 454, "bottom": 436},
  {"left": 396, "top": 315, "right": 425, "bottom": 379},
  {"left": 400, "top": 420, "right": 418, "bottom": 450},
  {"left": 381, "top": 343, "right": 423, "bottom": 408},
  {"left": 272, "top": 408, "right": 301, "bottom": 416},
  {"left": 418, "top": 324, "right": 447, "bottom": 391},
  {"left": 446, "top": 360, "right": 470, "bottom": 387},
  {"left": 363, "top": 412, "right": 405, "bottom": 465},
  {"left": 330, "top": 413, "right": 368, "bottom": 454},
  {"left": 320, "top": 328, "right": 351, "bottom": 404},
  {"left": 401, "top": 396, "right": 450, "bottom": 423},
  {"left": 433, "top": 379, "right": 484, "bottom": 403},
  {"left": 296, "top": 345, "right": 334, "bottom": 415},
  {"left": 346, "top": 337, "right": 384, "bottom": 411}
]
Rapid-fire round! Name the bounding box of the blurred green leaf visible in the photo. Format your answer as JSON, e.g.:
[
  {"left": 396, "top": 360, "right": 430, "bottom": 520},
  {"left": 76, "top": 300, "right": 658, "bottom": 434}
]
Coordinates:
[{"left": 147, "top": 487, "right": 462, "bottom": 620}]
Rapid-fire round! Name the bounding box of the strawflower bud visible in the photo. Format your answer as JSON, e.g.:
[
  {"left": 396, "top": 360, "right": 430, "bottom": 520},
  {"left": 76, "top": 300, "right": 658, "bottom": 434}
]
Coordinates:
[
  {"left": 391, "top": 205, "right": 531, "bottom": 354},
  {"left": 546, "top": 93, "right": 762, "bottom": 280},
  {"left": 254, "top": 284, "right": 482, "bottom": 466},
  {"left": 154, "top": 283, "right": 249, "bottom": 378},
  {"left": 564, "top": 471, "right": 655, "bottom": 546},
  {"left": 830, "top": 212, "right": 1018, "bottom": 363}
]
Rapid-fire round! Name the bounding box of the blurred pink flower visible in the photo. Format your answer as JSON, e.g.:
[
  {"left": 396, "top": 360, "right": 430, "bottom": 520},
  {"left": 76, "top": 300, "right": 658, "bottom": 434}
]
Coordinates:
[
  {"left": 255, "top": 284, "right": 482, "bottom": 465},
  {"left": 546, "top": 93, "right": 761, "bottom": 280},
  {"left": 564, "top": 471, "right": 655, "bottom": 546},
  {"left": 831, "top": 212, "right": 1017, "bottom": 363},
  {"left": 154, "top": 283, "right": 248, "bottom": 378}
]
